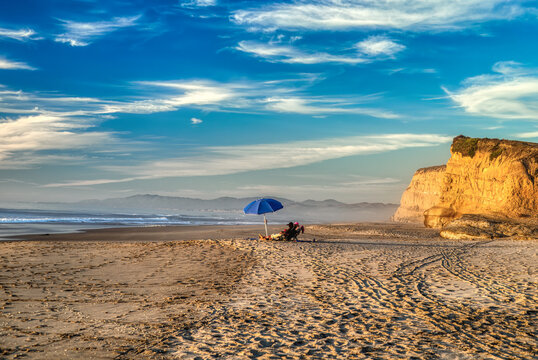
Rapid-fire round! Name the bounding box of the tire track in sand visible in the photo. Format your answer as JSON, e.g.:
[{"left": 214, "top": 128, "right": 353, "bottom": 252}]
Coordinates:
[
  {"left": 280, "top": 239, "right": 534, "bottom": 359},
  {"left": 391, "top": 240, "right": 535, "bottom": 359},
  {"left": 178, "top": 238, "right": 535, "bottom": 359}
]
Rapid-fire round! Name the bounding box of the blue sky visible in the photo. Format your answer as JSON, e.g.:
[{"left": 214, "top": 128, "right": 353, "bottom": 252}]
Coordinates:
[{"left": 1, "top": 0, "right": 537, "bottom": 203}]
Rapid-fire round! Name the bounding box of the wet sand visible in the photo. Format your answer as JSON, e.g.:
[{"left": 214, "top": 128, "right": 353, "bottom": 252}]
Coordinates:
[{"left": 1, "top": 224, "right": 536, "bottom": 359}]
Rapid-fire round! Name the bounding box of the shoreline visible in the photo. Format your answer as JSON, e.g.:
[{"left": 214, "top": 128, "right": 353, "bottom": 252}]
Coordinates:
[
  {"left": 6, "top": 223, "right": 314, "bottom": 242},
  {"left": 5, "top": 221, "right": 411, "bottom": 243}
]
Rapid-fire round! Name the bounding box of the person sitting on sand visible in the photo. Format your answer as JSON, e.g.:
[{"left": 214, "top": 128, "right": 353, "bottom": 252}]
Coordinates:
[
  {"left": 282, "top": 222, "right": 295, "bottom": 241},
  {"left": 289, "top": 222, "right": 305, "bottom": 241},
  {"left": 282, "top": 222, "right": 305, "bottom": 241},
  {"left": 257, "top": 222, "right": 305, "bottom": 241},
  {"left": 294, "top": 222, "right": 305, "bottom": 235}
]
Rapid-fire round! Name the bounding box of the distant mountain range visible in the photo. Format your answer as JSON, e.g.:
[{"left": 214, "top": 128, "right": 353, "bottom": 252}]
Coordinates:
[
  {"left": 4, "top": 195, "right": 398, "bottom": 223},
  {"left": 74, "top": 195, "right": 398, "bottom": 223},
  {"left": 74, "top": 194, "right": 396, "bottom": 211}
]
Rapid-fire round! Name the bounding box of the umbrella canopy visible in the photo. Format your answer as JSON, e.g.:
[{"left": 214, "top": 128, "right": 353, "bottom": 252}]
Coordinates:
[
  {"left": 243, "top": 198, "right": 284, "bottom": 237},
  {"left": 243, "top": 198, "right": 283, "bottom": 214}
]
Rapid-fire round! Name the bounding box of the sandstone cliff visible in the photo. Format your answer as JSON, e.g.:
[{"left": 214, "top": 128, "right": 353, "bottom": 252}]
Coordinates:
[
  {"left": 393, "top": 136, "right": 538, "bottom": 235},
  {"left": 425, "top": 135, "right": 537, "bottom": 228},
  {"left": 392, "top": 165, "right": 446, "bottom": 223}
]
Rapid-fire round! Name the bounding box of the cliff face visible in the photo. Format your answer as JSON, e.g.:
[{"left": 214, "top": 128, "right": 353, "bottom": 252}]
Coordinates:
[
  {"left": 425, "top": 136, "right": 537, "bottom": 227},
  {"left": 392, "top": 165, "right": 446, "bottom": 223},
  {"left": 393, "top": 136, "right": 538, "bottom": 229}
]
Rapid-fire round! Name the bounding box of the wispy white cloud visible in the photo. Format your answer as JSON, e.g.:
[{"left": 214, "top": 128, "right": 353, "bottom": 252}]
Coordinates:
[
  {"left": 236, "top": 41, "right": 368, "bottom": 64},
  {"left": 0, "top": 78, "right": 397, "bottom": 171},
  {"left": 182, "top": 0, "right": 216, "bottom": 7},
  {"left": 0, "top": 178, "right": 39, "bottom": 186},
  {"left": 0, "top": 90, "right": 133, "bottom": 170},
  {"left": 491, "top": 60, "right": 531, "bottom": 76},
  {"left": 45, "top": 133, "right": 450, "bottom": 187},
  {"left": 355, "top": 35, "right": 405, "bottom": 57},
  {"left": 264, "top": 97, "right": 398, "bottom": 118},
  {"left": 0, "top": 81, "right": 235, "bottom": 116},
  {"left": 55, "top": 37, "right": 86, "bottom": 47},
  {"left": 0, "top": 56, "right": 35, "bottom": 70},
  {"left": 236, "top": 34, "right": 405, "bottom": 65},
  {"left": 0, "top": 154, "right": 91, "bottom": 170},
  {"left": 388, "top": 67, "right": 437, "bottom": 75},
  {"left": 240, "top": 176, "right": 402, "bottom": 193},
  {"left": 0, "top": 78, "right": 397, "bottom": 124},
  {"left": 0, "top": 27, "right": 38, "bottom": 41},
  {"left": 445, "top": 61, "right": 538, "bottom": 120},
  {"left": 231, "top": 0, "right": 530, "bottom": 32},
  {"left": 99, "top": 79, "right": 396, "bottom": 118},
  {"left": 55, "top": 15, "right": 140, "bottom": 46},
  {"left": 0, "top": 114, "right": 116, "bottom": 166},
  {"left": 514, "top": 130, "right": 538, "bottom": 138},
  {"left": 191, "top": 117, "right": 203, "bottom": 124},
  {"left": 0, "top": 87, "right": 114, "bottom": 117},
  {"left": 0, "top": 79, "right": 396, "bottom": 119},
  {"left": 101, "top": 80, "right": 238, "bottom": 114}
]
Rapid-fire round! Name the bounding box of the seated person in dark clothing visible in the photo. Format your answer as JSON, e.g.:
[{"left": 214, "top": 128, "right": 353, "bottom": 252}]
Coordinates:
[
  {"left": 282, "top": 221, "right": 305, "bottom": 241},
  {"left": 282, "top": 222, "right": 295, "bottom": 241}
]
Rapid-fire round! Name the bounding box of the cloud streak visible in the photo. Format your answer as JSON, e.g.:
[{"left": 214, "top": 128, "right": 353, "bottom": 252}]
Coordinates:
[
  {"left": 101, "top": 80, "right": 238, "bottom": 114},
  {"left": 355, "top": 35, "right": 405, "bottom": 57},
  {"left": 231, "top": 0, "right": 530, "bottom": 32},
  {"left": 0, "top": 56, "right": 35, "bottom": 70},
  {"left": 514, "top": 130, "right": 538, "bottom": 139},
  {"left": 0, "top": 79, "right": 396, "bottom": 119},
  {"left": 236, "top": 41, "right": 368, "bottom": 64},
  {"left": 264, "top": 97, "right": 398, "bottom": 118},
  {"left": 45, "top": 133, "right": 451, "bottom": 186},
  {"left": 0, "top": 27, "right": 38, "bottom": 41},
  {"left": 445, "top": 61, "right": 538, "bottom": 120},
  {"left": 0, "top": 76, "right": 399, "bottom": 172},
  {"left": 55, "top": 15, "right": 140, "bottom": 46},
  {"left": 236, "top": 35, "right": 405, "bottom": 64},
  {"left": 0, "top": 114, "right": 116, "bottom": 166},
  {"left": 99, "top": 79, "right": 397, "bottom": 118},
  {"left": 182, "top": 0, "right": 216, "bottom": 7}
]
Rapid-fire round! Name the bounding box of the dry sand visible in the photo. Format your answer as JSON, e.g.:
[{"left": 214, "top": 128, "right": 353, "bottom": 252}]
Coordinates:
[{"left": 0, "top": 224, "right": 536, "bottom": 359}]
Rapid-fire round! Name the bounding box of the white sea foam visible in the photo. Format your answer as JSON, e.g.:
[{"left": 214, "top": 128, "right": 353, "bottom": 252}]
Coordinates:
[{"left": 0, "top": 208, "right": 260, "bottom": 239}]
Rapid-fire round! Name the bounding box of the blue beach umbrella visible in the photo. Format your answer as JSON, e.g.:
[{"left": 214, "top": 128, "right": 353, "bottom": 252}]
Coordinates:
[{"left": 244, "top": 198, "right": 284, "bottom": 237}]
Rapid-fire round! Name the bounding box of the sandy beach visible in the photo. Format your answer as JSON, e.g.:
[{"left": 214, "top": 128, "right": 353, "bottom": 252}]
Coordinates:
[{"left": 1, "top": 224, "right": 536, "bottom": 359}]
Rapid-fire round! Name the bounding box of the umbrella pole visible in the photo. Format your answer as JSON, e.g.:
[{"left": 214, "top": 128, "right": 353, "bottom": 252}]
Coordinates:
[{"left": 264, "top": 214, "right": 268, "bottom": 237}]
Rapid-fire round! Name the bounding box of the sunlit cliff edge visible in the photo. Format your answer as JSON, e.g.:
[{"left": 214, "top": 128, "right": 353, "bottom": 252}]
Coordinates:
[
  {"left": 392, "top": 165, "right": 447, "bottom": 223},
  {"left": 393, "top": 135, "right": 538, "bottom": 239}
]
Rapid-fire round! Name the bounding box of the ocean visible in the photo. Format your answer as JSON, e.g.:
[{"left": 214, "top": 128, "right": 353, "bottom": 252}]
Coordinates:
[
  {"left": 0, "top": 208, "right": 261, "bottom": 240},
  {"left": 0, "top": 203, "right": 397, "bottom": 240}
]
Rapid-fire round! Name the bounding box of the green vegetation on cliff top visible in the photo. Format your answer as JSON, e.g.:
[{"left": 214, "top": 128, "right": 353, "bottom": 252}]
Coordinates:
[
  {"left": 451, "top": 135, "right": 536, "bottom": 160},
  {"left": 452, "top": 136, "right": 479, "bottom": 158}
]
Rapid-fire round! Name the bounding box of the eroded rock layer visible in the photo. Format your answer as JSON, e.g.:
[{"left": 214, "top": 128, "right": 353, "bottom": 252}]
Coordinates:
[
  {"left": 392, "top": 165, "right": 446, "bottom": 223},
  {"left": 440, "top": 214, "right": 538, "bottom": 240}
]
